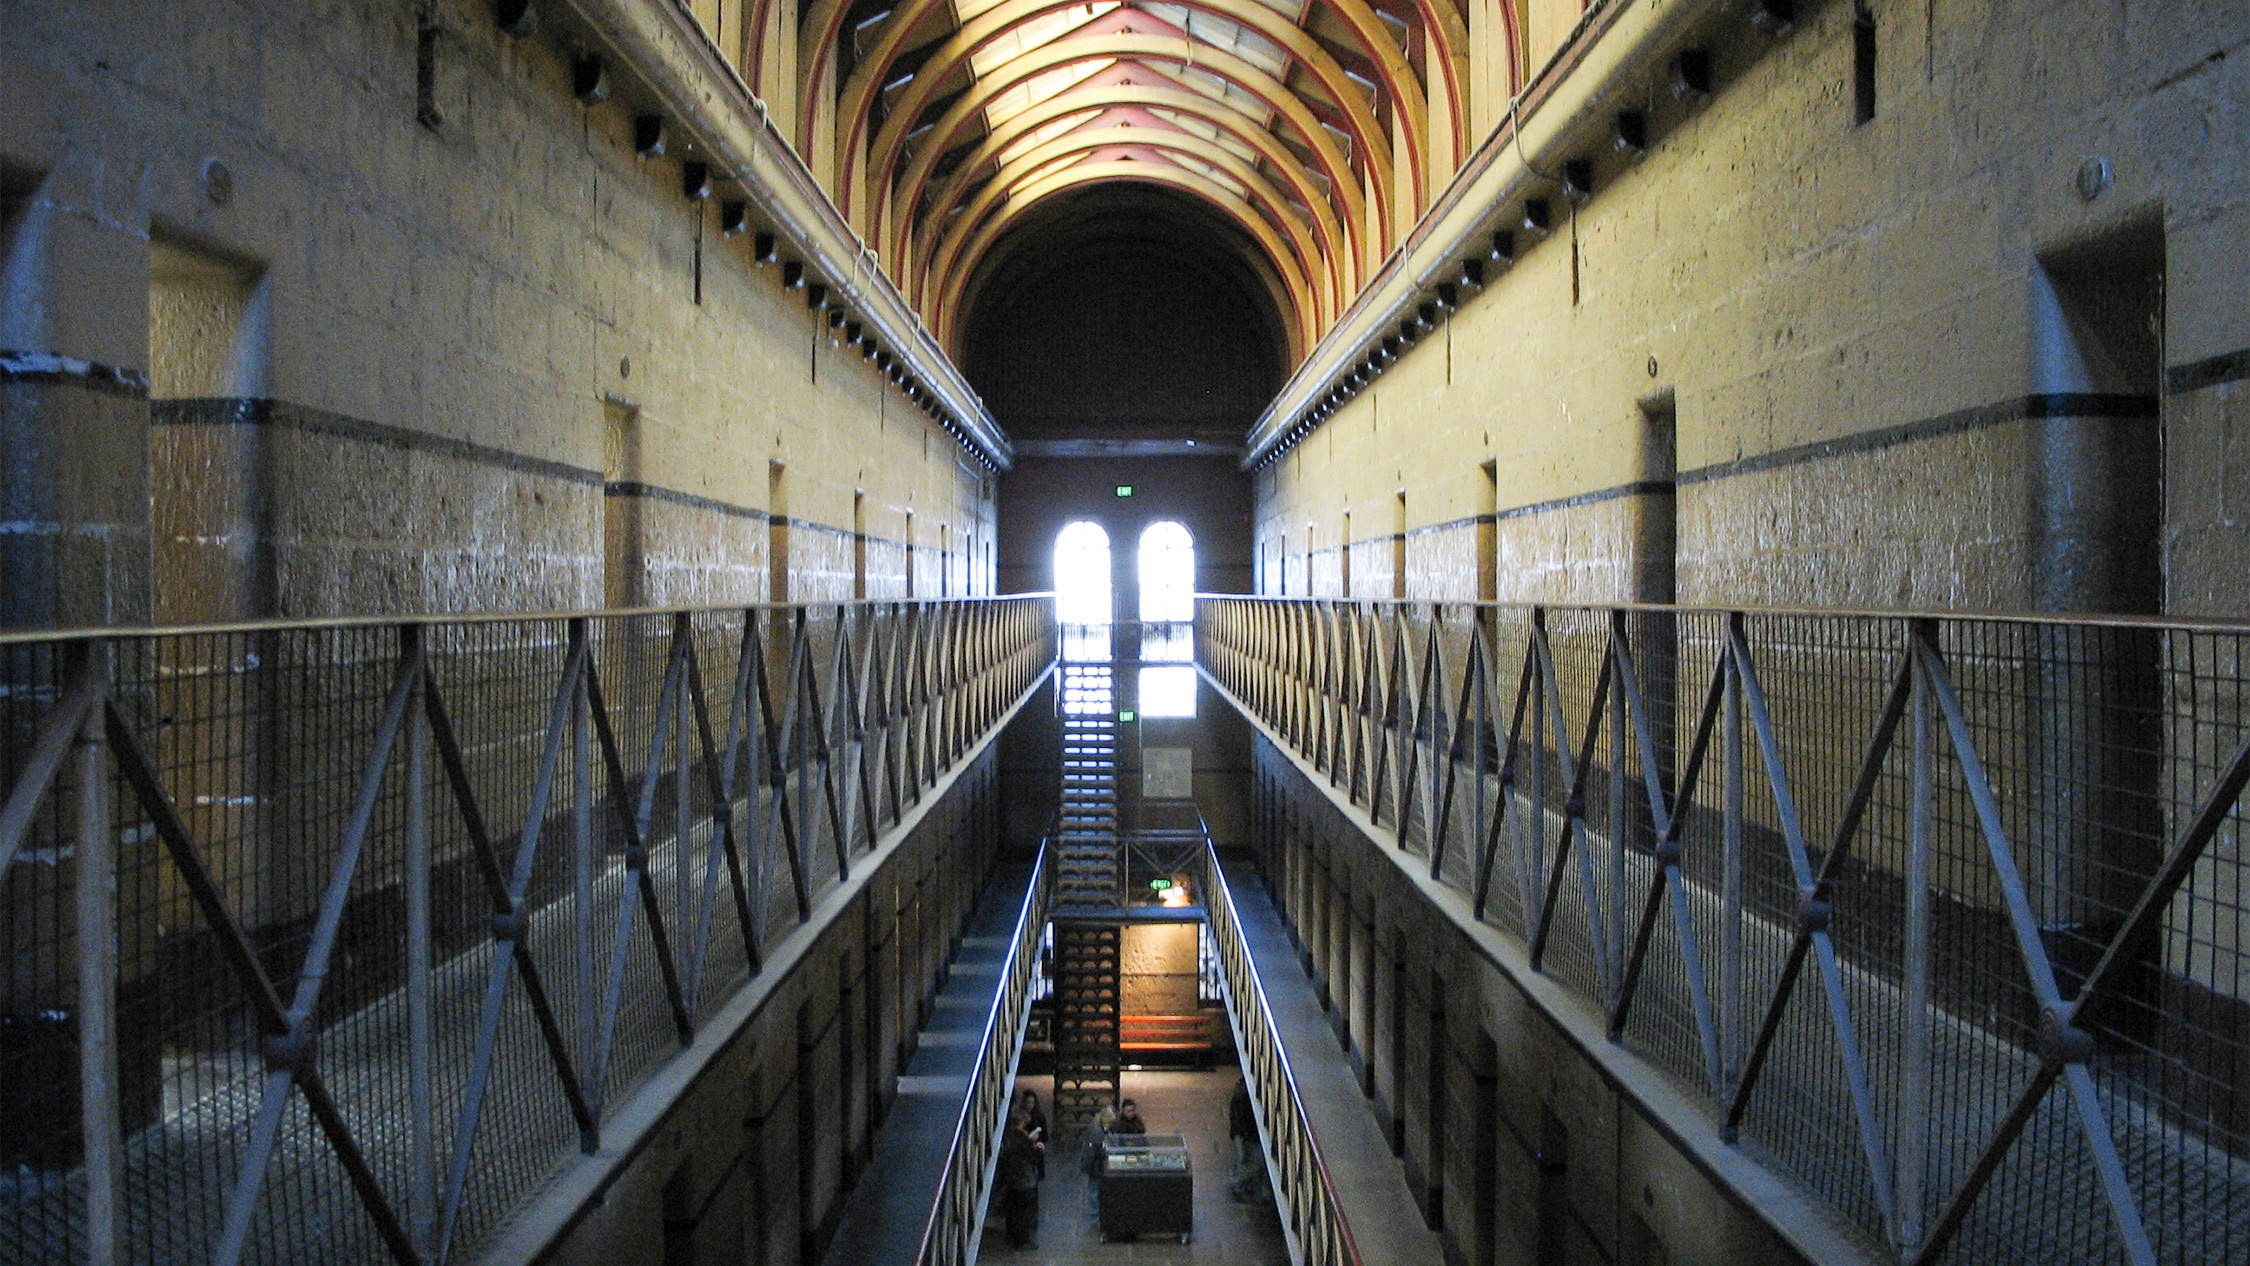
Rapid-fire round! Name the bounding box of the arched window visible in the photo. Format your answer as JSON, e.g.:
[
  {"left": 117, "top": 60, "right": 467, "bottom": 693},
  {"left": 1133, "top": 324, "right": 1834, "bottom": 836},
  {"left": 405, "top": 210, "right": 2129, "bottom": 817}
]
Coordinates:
[
  {"left": 1054, "top": 520, "right": 1111, "bottom": 664},
  {"left": 1138, "top": 521, "right": 1195, "bottom": 623},
  {"left": 1136, "top": 521, "right": 1196, "bottom": 716}
]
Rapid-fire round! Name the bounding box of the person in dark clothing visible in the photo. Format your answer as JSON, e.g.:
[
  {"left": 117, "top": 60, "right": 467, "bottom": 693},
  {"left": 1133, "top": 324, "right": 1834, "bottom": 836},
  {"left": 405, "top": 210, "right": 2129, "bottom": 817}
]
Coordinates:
[
  {"left": 1113, "top": 1097, "right": 1146, "bottom": 1135},
  {"left": 1016, "top": 1088, "right": 1047, "bottom": 1180},
  {"left": 1081, "top": 1103, "right": 1117, "bottom": 1222},
  {"left": 1227, "top": 1080, "right": 1270, "bottom": 1203},
  {"left": 999, "top": 1112, "right": 1044, "bottom": 1248}
]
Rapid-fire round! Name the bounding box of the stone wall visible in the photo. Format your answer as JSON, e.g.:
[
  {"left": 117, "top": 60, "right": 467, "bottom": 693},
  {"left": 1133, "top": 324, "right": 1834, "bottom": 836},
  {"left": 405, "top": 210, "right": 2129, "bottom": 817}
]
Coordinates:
[
  {"left": 1, "top": 0, "right": 993, "bottom": 628},
  {"left": 1256, "top": 0, "right": 2250, "bottom": 620}
]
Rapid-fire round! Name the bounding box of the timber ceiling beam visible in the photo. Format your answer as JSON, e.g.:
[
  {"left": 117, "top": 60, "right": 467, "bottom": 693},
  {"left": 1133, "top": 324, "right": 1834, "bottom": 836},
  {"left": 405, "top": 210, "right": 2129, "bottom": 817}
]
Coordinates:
[
  {"left": 866, "top": 35, "right": 1394, "bottom": 276},
  {"left": 833, "top": 0, "right": 1423, "bottom": 234},
  {"left": 920, "top": 124, "right": 1339, "bottom": 330},
  {"left": 930, "top": 161, "right": 1318, "bottom": 359},
  {"left": 906, "top": 83, "right": 1363, "bottom": 301},
  {"left": 893, "top": 67, "right": 1370, "bottom": 284}
]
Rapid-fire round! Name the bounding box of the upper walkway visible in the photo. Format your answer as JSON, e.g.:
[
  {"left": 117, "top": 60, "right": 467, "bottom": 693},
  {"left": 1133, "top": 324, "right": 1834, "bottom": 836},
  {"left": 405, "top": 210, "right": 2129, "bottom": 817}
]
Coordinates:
[
  {"left": 0, "top": 598, "right": 1051, "bottom": 1266},
  {"left": 1198, "top": 595, "right": 2250, "bottom": 1266},
  {"left": 1211, "top": 856, "right": 1445, "bottom": 1266},
  {"left": 822, "top": 857, "right": 1038, "bottom": 1266}
]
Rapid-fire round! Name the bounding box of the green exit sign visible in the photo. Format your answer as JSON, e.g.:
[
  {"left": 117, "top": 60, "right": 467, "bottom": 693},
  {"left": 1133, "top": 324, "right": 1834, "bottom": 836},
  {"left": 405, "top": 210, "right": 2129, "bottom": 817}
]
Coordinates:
[
  {"left": 1115, "top": 484, "right": 1134, "bottom": 497},
  {"left": 1149, "top": 878, "right": 1172, "bottom": 890},
  {"left": 1118, "top": 710, "right": 1136, "bottom": 722}
]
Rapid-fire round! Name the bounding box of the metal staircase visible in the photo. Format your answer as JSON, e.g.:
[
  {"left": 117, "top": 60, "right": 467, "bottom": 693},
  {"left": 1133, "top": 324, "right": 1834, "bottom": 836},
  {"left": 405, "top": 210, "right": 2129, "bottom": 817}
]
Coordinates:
[
  {"left": 1050, "top": 657, "right": 1126, "bottom": 1122},
  {"left": 1056, "top": 668, "right": 1123, "bottom": 910},
  {"left": 1051, "top": 921, "right": 1122, "bottom": 1125}
]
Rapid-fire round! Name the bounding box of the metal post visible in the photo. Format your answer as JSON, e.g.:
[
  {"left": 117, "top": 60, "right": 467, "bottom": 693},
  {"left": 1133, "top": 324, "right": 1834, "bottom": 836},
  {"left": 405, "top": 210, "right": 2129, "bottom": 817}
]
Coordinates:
[
  {"left": 1526, "top": 616, "right": 1546, "bottom": 932},
  {"left": 1721, "top": 643, "right": 1744, "bottom": 1084},
  {"left": 1609, "top": 630, "right": 1628, "bottom": 998},
  {"left": 1898, "top": 648, "right": 1933, "bottom": 1250},
  {"left": 676, "top": 642, "right": 693, "bottom": 970},
  {"left": 75, "top": 647, "right": 118, "bottom": 1266},
  {"left": 406, "top": 642, "right": 436, "bottom": 1258},
  {"left": 572, "top": 619, "right": 597, "bottom": 1110},
  {"left": 1473, "top": 616, "right": 1490, "bottom": 910}
]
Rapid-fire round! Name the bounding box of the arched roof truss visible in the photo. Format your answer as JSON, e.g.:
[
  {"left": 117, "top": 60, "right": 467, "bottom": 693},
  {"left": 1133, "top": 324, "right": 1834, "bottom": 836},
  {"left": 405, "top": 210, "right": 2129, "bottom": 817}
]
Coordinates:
[{"left": 787, "top": 0, "right": 1470, "bottom": 364}]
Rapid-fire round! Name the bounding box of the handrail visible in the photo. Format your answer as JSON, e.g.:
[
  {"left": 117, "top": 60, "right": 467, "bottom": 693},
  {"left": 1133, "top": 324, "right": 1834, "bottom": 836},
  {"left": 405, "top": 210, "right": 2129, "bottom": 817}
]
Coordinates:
[
  {"left": 1192, "top": 591, "right": 2250, "bottom": 634},
  {"left": 1197, "top": 593, "right": 2250, "bottom": 1266},
  {"left": 909, "top": 842, "right": 1053, "bottom": 1265},
  {"left": 1202, "top": 838, "right": 1365, "bottom": 1266},
  {"left": 0, "top": 592, "right": 1057, "bottom": 646},
  {"left": 0, "top": 597, "right": 1054, "bottom": 1265}
]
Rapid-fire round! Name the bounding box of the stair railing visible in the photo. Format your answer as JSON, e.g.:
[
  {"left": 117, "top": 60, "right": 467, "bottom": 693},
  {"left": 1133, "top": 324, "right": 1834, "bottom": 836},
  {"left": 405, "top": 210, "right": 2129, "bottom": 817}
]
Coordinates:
[
  {"left": 1203, "top": 838, "right": 1365, "bottom": 1266},
  {"left": 909, "top": 842, "right": 1053, "bottom": 1265}
]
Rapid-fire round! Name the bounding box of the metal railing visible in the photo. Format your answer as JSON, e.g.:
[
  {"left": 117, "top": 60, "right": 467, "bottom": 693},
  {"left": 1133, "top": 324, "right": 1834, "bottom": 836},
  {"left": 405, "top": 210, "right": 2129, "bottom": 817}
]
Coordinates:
[
  {"left": 0, "top": 597, "right": 1051, "bottom": 1265},
  {"left": 1202, "top": 836, "right": 1364, "bottom": 1266},
  {"left": 1200, "top": 596, "right": 2250, "bottom": 1266},
  {"left": 909, "top": 842, "right": 1052, "bottom": 1266}
]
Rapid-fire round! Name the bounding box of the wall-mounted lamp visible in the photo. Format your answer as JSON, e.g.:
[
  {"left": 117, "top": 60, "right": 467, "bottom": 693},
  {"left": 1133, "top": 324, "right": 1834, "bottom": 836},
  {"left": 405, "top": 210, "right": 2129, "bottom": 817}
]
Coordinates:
[
  {"left": 720, "top": 200, "right": 750, "bottom": 235},
  {"left": 1751, "top": 0, "right": 1795, "bottom": 35},
  {"left": 682, "top": 162, "right": 711, "bottom": 201},
  {"left": 1671, "top": 49, "right": 1713, "bottom": 103},
  {"left": 1520, "top": 200, "right": 1553, "bottom": 238},
  {"left": 781, "top": 260, "right": 806, "bottom": 289},
  {"left": 752, "top": 232, "right": 778, "bottom": 264},
  {"left": 1613, "top": 110, "right": 1648, "bottom": 155},
  {"left": 571, "top": 55, "right": 609, "bottom": 106},
  {"left": 492, "top": 0, "right": 538, "bottom": 38},
  {"left": 633, "top": 114, "right": 666, "bottom": 157},
  {"left": 1562, "top": 160, "right": 1594, "bottom": 205}
]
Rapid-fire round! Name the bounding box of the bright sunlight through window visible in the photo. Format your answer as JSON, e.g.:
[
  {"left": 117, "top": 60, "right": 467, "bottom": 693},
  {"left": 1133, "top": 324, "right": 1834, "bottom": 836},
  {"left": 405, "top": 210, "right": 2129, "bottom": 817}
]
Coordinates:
[
  {"left": 1137, "top": 521, "right": 1196, "bottom": 716},
  {"left": 1055, "top": 520, "right": 1111, "bottom": 664}
]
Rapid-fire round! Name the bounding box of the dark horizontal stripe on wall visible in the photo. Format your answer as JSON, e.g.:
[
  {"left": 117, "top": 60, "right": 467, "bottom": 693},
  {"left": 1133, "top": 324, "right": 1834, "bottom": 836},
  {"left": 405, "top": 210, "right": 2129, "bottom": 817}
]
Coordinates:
[
  {"left": 1677, "top": 392, "right": 2158, "bottom": 487},
  {"left": 606, "top": 480, "right": 764, "bottom": 520},
  {"left": 604, "top": 482, "right": 911, "bottom": 550},
  {"left": 1496, "top": 478, "right": 1674, "bottom": 521},
  {"left": 2169, "top": 346, "right": 2250, "bottom": 394},
  {"left": 1404, "top": 512, "right": 1493, "bottom": 540},
  {"left": 1295, "top": 392, "right": 2156, "bottom": 543},
  {"left": 1, "top": 349, "right": 149, "bottom": 398},
  {"left": 150, "top": 396, "right": 604, "bottom": 487}
]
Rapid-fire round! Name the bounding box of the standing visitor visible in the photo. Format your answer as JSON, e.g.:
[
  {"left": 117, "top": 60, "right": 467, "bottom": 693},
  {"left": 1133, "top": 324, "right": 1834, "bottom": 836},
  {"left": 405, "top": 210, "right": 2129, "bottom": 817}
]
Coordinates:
[
  {"left": 1113, "top": 1097, "right": 1146, "bottom": 1136},
  {"left": 1081, "top": 1103, "right": 1118, "bottom": 1222},
  {"left": 1227, "top": 1079, "right": 1269, "bottom": 1203},
  {"left": 999, "top": 1111, "right": 1044, "bottom": 1249},
  {"left": 1017, "top": 1088, "right": 1048, "bottom": 1180}
]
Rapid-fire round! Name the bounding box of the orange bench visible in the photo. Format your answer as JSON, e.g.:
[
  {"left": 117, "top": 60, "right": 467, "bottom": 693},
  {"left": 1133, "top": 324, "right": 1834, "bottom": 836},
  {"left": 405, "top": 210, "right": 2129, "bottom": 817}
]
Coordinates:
[{"left": 1120, "top": 1013, "right": 1219, "bottom": 1055}]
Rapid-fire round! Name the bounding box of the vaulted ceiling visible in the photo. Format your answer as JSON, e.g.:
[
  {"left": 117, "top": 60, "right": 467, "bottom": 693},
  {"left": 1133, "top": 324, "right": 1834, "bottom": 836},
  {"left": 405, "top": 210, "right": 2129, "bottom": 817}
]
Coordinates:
[{"left": 762, "top": 0, "right": 1484, "bottom": 363}]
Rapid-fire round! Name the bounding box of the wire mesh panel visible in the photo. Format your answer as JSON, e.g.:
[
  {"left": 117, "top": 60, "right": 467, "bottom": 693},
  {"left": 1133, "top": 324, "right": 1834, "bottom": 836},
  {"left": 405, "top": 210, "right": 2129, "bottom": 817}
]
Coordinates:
[
  {"left": 1200, "top": 596, "right": 2250, "bottom": 1266},
  {"left": 0, "top": 597, "right": 1050, "bottom": 1266}
]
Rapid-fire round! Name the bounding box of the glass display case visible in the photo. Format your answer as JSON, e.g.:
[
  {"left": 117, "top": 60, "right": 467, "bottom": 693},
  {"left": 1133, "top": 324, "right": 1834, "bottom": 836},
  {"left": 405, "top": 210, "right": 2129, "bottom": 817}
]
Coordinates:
[{"left": 1099, "top": 1133, "right": 1193, "bottom": 1240}]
